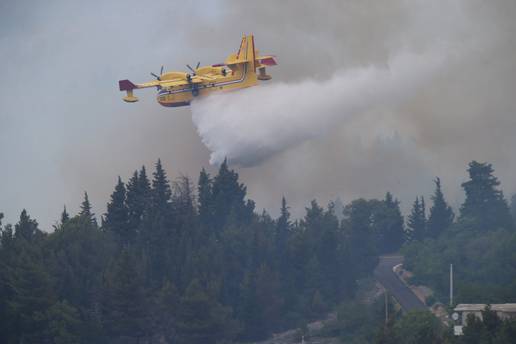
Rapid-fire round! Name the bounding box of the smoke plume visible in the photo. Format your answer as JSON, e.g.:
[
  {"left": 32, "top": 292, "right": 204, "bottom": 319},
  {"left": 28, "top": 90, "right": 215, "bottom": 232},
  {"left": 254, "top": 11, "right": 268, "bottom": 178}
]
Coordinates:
[{"left": 2, "top": 0, "right": 516, "bottom": 228}]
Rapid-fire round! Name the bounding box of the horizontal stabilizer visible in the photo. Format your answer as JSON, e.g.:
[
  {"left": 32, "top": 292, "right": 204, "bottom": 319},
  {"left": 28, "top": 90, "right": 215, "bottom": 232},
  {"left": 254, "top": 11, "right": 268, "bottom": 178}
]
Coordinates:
[
  {"left": 258, "top": 56, "right": 277, "bottom": 66},
  {"left": 119, "top": 79, "right": 137, "bottom": 91}
]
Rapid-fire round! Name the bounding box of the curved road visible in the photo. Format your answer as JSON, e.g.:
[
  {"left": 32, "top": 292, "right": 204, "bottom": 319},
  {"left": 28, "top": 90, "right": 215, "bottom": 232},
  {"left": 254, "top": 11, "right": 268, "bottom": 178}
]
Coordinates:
[{"left": 374, "top": 255, "right": 427, "bottom": 312}]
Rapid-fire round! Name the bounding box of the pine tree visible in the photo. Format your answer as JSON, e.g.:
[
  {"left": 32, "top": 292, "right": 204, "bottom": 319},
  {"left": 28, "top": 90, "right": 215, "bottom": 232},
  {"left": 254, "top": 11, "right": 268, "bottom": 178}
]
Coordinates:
[
  {"left": 152, "top": 159, "right": 172, "bottom": 211},
  {"left": 197, "top": 168, "right": 213, "bottom": 228},
  {"left": 172, "top": 175, "right": 196, "bottom": 222},
  {"left": 153, "top": 281, "right": 180, "bottom": 342},
  {"left": 460, "top": 161, "right": 513, "bottom": 230},
  {"left": 139, "top": 161, "right": 175, "bottom": 287},
  {"left": 125, "top": 171, "right": 140, "bottom": 227},
  {"left": 421, "top": 197, "right": 425, "bottom": 223},
  {"left": 212, "top": 159, "right": 254, "bottom": 230},
  {"left": 138, "top": 166, "right": 152, "bottom": 201},
  {"left": 373, "top": 193, "right": 405, "bottom": 253},
  {"left": 53, "top": 206, "right": 70, "bottom": 231},
  {"left": 15, "top": 209, "right": 42, "bottom": 242},
  {"left": 126, "top": 168, "right": 151, "bottom": 232},
  {"left": 60, "top": 206, "right": 70, "bottom": 225},
  {"left": 254, "top": 264, "right": 283, "bottom": 336},
  {"left": 427, "top": 177, "right": 454, "bottom": 238},
  {"left": 239, "top": 271, "right": 260, "bottom": 340},
  {"left": 43, "top": 301, "right": 83, "bottom": 343},
  {"left": 407, "top": 197, "right": 426, "bottom": 241},
  {"left": 275, "top": 197, "right": 291, "bottom": 273},
  {"left": 310, "top": 289, "right": 327, "bottom": 317},
  {"left": 104, "top": 177, "right": 130, "bottom": 245},
  {"left": 176, "top": 279, "right": 237, "bottom": 344},
  {"left": 511, "top": 194, "right": 516, "bottom": 226},
  {"left": 79, "top": 192, "right": 97, "bottom": 226},
  {"left": 343, "top": 199, "right": 377, "bottom": 276},
  {"left": 305, "top": 255, "right": 323, "bottom": 293},
  {"left": 103, "top": 250, "right": 148, "bottom": 341},
  {"left": 7, "top": 245, "right": 56, "bottom": 341}
]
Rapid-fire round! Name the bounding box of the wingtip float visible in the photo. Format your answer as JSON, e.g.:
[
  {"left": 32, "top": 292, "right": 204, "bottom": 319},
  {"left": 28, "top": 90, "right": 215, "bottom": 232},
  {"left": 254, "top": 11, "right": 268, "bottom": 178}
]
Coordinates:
[{"left": 118, "top": 34, "right": 277, "bottom": 107}]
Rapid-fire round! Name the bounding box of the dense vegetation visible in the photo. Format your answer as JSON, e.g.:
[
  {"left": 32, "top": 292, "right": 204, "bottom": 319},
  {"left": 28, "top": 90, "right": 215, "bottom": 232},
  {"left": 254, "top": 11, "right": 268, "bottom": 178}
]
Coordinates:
[
  {"left": 0, "top": 159, "right": 406, "bottom": 343},
  {"left": 1, "top": 159, "right": 515, "bottom": 343},
  {"left": 321, "top": 160, "right": 516, "bottom": 344},
  {"left": 376, "top": 307, "right": 516, "bottom": 344},
  {"left": 403, "top": 161, "right": 516, "bottom": 304}
]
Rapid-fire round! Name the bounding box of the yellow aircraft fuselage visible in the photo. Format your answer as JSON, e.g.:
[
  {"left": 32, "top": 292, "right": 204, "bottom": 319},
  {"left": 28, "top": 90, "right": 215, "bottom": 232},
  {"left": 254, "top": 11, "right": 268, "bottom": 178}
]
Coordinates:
[{"left": 119, "top": 34, "right": 276, "bottom": 107}]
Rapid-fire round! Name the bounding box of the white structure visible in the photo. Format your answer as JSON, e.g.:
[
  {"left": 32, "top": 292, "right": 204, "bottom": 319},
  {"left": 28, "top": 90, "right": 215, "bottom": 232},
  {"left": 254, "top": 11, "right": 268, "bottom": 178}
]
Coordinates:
[{"left": 454, "top": 304, "right": 516, "bottom": 326}]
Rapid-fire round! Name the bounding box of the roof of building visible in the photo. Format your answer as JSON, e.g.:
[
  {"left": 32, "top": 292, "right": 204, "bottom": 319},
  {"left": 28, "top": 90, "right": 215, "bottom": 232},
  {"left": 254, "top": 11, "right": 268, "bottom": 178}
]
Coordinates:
[{"left": 455, "top": 304, "right": 516, "bottom": 312}]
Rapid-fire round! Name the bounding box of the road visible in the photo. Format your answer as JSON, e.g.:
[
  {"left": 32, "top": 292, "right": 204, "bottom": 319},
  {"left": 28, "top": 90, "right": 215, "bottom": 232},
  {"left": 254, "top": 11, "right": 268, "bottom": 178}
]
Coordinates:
[{"left": 374, "top": 255, "right": 427, "bottom": 312}]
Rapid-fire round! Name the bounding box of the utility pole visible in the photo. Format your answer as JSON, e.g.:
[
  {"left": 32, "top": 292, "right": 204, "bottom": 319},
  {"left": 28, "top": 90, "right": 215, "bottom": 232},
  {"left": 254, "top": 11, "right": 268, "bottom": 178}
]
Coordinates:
[
  {"left": 450, "top": 263, "right": 454, "bottom": 307},
  {"left": 385, "top": 291, "right": 389, "bottom": 324}
]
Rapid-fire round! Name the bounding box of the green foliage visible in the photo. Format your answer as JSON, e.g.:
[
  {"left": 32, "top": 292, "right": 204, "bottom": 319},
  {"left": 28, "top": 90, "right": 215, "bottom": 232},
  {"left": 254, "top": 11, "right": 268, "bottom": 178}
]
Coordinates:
[
  {"left": 60, "top": 206, "right": 70, "bottom": 226},
  {"left": 43, "top": 300, "right": 83, "bottom": 344},
  {"left": 197, "top": 168, "right": 214, "bottom": 228},
  {"left": 374, "top": 193, "right": 405, "bottom": 254},
  {"left": 4, "top": 158, "right": 516, "bottom": 343},
  {"left": 427, "top": 177, "right": 454, "bottom": 238},
  {"left": 403, "top": 225, "right": 516, "bottom": 304},
  {"left": 211, "top": 158, "right": 254, "bottom": 230},
  {"left": 15, "top": 209, "right": 43, "bottom": 242},
  {"left": 393, "top": 311, "right": 444, "bottom": 344},
  {"left": 343, "top": 199, "right": 379, "bottom": 275},
  {"left": 176, "top": 279, "right": 238, "bottom": 344},
  {"left": 0, "top": 159, "right": 380, "bottom": 343},
  {"left": 343, "top": 193, "right": 404, "bottom": 260},
  {"left": 47, "top": 215, "right": 111, "bottom": 311},
  {"left": 151, "top": 159, "right": 172, "bottom": 211},
  {"left": 404, "top": 161, "right": 516, "bottom": 306},
  {"left": 152, "top": 280, "right": 180, "bottom": 342},
  {"left": 407, "top": 196, "right": 426, "bottom": 241},
  {"left": 376, "top": 311, "right": 456, "bottom": 344},
  {"left": 511, "top": 194, "right": 516, "bottom": 227},
  {"left": 335, "top": 297, "right": 388, "bottom": 343},
  {"left": 79, "top": 192, "right": 97, "bottom": 227},
  {"left": 104, "top": 176, "right": 130, "bottom": 245},
  {"left": 276, "top": 196, "right": 290, "bottom": 259},
  {"left": 460, "top": 306, "right": 516, "bottom": 344},
  {"left": 0, "top": 210, "right": 55, "bottom": 342},
  {"left": 460, "top": 161, "right": 512, "bottom": 231},
  {"left": 103, "top": 249, "right": 148, "bottom": 341},
  {"left": 125, "top": 167, "right": 151, "bottom": 233}
]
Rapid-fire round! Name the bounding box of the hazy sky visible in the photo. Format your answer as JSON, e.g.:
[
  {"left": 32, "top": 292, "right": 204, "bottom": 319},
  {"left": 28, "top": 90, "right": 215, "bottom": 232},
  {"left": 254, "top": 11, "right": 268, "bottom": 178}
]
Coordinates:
[{"left": 1, "top": 0, "right": 515, "bottom": 229}]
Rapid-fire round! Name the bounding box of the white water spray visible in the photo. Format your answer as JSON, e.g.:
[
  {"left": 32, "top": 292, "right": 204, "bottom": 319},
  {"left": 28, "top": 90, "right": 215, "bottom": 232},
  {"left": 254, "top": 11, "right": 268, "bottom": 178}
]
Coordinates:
[{"left": 191, "top": 48, "right": 448, "bottom": 166}]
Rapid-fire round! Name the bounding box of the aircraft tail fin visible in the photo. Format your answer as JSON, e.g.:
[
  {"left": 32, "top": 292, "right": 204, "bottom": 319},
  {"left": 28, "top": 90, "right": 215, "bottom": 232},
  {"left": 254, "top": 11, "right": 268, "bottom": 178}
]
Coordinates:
[
  {"left": 119, "top": 79, "right": 137, "bottom": 91},
  {"left": 224, "top": 34, "right": 276, "bottom": 81},
  {"left": 119, "top": 79, "right": 139, "bottom": 102},
  {"left": 225, "top": 34, "right": 256, "bottom": 68}
]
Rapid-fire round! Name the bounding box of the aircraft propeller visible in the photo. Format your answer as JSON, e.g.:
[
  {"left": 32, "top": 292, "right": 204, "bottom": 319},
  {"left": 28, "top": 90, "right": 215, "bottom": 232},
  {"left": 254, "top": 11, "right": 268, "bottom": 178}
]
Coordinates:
[
  {"left": 186, "top": 62, "right": 201, "bottom": 75},
  {"left": 151, "top": 65, "right": 164, "bottom": 81}
]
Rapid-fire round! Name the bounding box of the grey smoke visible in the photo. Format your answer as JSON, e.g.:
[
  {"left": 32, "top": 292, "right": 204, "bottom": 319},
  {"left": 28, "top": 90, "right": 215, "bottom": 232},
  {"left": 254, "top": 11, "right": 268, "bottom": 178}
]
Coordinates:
[{"left": 1, "top": 0, "right": 516, "bottom": 228}]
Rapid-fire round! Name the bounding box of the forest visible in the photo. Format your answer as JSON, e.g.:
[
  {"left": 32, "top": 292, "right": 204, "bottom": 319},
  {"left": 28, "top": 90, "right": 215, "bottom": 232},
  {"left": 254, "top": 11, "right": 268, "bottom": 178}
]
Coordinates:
[{"left": 1, "top": 159, "right": 516, "bottom": 343}]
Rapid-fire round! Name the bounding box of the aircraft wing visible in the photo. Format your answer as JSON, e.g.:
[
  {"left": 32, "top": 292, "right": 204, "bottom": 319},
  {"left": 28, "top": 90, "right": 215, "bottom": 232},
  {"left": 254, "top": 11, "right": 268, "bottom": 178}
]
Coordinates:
[
  {"left": 193, "top": 75, "right": 217, "bottom": 82},
  {"left": 136, "top": 80, "right": 162, "bottom": 89},
  {"left": 160, "top": 79, "right": 189, "bottom": 88}
]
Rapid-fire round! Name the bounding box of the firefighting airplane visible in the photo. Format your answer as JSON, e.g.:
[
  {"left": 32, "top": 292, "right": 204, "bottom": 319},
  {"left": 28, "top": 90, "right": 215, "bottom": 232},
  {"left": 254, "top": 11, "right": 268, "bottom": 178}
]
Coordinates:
[{"left": 118, "top": 34, "right": 277, "bottom": 107}]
